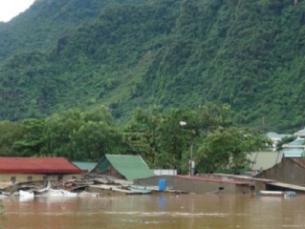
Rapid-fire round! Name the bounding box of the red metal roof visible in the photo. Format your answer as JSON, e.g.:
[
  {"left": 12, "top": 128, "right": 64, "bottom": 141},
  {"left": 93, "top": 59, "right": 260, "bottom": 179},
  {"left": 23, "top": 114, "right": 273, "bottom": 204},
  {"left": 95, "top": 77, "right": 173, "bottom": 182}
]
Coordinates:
[{"left": 0, "top": 157, "right": 81, "bottom": 174}]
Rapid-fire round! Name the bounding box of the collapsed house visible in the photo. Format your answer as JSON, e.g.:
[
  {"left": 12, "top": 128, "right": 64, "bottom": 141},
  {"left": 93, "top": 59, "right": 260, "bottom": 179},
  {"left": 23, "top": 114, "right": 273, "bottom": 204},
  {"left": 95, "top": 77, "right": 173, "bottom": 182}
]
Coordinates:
[
  {"left": 0, "top": 157, "right": 81, "bottom": 184},
  {"left": 91, "top": 154, "right": 154, "bottom": 181}
]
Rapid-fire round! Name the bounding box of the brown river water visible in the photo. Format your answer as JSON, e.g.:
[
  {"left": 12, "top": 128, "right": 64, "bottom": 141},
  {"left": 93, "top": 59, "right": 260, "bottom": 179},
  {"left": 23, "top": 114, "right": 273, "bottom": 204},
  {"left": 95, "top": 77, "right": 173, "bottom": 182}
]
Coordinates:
[{"left": 0, "top": 194, "right": 305, "bottom": 229}]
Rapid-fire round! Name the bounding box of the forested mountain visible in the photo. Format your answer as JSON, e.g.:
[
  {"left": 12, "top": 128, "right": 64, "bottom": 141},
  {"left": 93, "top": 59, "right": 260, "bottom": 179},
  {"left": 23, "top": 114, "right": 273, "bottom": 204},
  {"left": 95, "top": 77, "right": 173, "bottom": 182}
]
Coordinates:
[
  {"left": 0, "top": 0, "right": 305, "bottom": 131},
  {"left": 0, "top": 0, "right": 139, "bottom": 60}
]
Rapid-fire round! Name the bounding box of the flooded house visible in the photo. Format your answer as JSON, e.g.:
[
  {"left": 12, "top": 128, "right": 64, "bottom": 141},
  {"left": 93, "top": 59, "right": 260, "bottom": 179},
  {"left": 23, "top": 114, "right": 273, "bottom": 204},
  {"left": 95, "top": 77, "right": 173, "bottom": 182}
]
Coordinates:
[
  {"left": 91, "top": 154, "right": 154, "bottom": 181},
  {"left": 250, "top": 131, "right": 304, "bottom": 171},
  {"left": 135, "top": 174, "right": 256, "bottom": 194},
  {"left": 0, "top": 157, "right": 82, "bottom": 184},
  {"left": 253, "top": 129, "right": 305, "bottom": 186}
]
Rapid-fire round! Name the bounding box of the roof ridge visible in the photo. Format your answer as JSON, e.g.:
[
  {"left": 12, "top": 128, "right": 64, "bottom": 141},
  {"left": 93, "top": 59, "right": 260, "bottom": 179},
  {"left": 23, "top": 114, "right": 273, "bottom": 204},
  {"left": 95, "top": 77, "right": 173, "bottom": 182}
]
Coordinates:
[{"left": 0, "top": 157, "right": 81, "bottom": 174}]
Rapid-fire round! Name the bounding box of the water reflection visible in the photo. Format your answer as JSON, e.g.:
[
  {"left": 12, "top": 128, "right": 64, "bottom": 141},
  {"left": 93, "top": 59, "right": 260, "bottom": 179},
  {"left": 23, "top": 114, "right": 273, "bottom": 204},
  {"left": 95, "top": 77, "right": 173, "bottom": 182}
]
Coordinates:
[
  {"left": 158, "top": 195, "right": 167, "bottom": 209},
  {"left": 1, "top": 194, "right": 305, "bottom": 228}
]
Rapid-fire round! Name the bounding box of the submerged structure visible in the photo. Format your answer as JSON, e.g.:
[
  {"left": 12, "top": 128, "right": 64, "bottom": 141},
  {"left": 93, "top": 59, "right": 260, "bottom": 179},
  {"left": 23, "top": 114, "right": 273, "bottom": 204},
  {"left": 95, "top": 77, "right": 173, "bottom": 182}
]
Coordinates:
[
  {"left": 91, "top": 154, "right": 154, "bottom": 181},
  {"left": 0, "top": 157, "right": 81, "bottom": 184}
]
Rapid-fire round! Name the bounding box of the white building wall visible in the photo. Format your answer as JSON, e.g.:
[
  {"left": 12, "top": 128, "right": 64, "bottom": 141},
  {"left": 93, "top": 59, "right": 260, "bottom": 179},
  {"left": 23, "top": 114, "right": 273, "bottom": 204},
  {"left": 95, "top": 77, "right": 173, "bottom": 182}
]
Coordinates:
[{"left": 153, "top": 169, "right": 177, "bottom": 176}]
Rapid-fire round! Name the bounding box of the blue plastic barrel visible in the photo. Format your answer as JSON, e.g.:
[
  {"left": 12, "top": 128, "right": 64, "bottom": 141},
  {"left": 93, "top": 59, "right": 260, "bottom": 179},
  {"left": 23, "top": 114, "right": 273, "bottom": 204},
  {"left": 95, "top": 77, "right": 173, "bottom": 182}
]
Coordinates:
[{"left": 158, "top": 179, "right": 167, "bottom": 192}]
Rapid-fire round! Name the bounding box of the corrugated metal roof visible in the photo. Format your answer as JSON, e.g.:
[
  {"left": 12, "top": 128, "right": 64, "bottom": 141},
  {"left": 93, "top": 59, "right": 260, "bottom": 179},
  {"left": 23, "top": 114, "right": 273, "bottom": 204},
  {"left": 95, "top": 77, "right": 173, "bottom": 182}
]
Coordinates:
[
  {"left": 286, "top": 138, "right": 305, "bottom": 147},
  {"left": 268, "top": 181, "right": 305, "bottom": 192},
  {"left": 295, "top": 128, "right": 305, "bottom": 137},
  {"left": 73, "top": 162, "right": 97, "bottom": 172},
  {"left": 266, "top": 132, "right": 290, "bottom": 141},
  {"left": 0, "top": 157, "right": 81, "bottom": 174},
  {"left": 105, "top": 154, "right": 154, "bottom": 180},
  {"left": 291, "top": 158, "right": 305, "bottom": 169}
]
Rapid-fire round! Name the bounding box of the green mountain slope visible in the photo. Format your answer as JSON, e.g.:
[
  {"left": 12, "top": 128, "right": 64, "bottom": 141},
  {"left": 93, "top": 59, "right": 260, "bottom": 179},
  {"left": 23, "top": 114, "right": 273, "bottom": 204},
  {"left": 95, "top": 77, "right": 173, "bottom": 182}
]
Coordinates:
[
  {"left": 0, "top": 0, "right": 136, "bottom": 60},
  {"left": 1, "top": 0, "right": 305, "bottom": 130}
]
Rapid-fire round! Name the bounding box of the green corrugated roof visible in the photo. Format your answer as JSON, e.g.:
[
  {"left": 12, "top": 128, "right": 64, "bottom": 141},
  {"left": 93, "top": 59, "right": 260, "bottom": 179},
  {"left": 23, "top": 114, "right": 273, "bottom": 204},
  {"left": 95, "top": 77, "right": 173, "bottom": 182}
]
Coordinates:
[
  {"left": 73, "top": 161, "right": 97, "bottom": 172},
  {"left": 104, "top": 154, "right": 154, "bottom": 180}
]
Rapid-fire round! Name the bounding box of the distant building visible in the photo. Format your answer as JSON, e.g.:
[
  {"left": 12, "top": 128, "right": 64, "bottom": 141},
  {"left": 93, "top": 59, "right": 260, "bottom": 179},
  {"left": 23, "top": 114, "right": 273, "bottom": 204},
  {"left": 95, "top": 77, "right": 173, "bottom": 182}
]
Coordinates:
[
  {"left": 266, "top": 132, "right": 290, "bottom": 151},
  {"left": 257, "top": 158, "right": 305, "bottom": 186},
  {"left": 268, "top": 127, "right": 305, "bottom": 158},
  {"left": 281, "top": 138, "right": 305, "bottom": 157},
  {"left": 73, "top": 161, "right": 97, "bottom": 173},
  {"left": 91, "top": 154, "right": 154, "bottom": 181},
  {"left": 0, "top": 157, "right": 81, "bottom": 184},
  {"left": 294, "top": 128, "right": 305, "bottom": 138}
]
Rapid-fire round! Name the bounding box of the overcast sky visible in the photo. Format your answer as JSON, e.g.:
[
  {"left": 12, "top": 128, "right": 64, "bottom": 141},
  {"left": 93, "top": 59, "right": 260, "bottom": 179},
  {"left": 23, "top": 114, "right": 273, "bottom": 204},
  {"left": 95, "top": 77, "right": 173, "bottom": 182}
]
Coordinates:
[{"left": 0, "top": 0, "right": 35, "bottom": 22}]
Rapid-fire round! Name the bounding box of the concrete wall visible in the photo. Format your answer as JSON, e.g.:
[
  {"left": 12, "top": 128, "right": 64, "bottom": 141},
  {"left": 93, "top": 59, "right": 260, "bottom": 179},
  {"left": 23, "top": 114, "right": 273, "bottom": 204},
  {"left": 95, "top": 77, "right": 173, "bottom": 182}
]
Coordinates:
[
  {"left": 135, "top": 176, "right": 252, "bottom": 194},
  {"left": 248, "top": 151, "right": 282, "bottom": 171},
  {"left": 257, "top": 159, "right": 305, "bottom": 186}
]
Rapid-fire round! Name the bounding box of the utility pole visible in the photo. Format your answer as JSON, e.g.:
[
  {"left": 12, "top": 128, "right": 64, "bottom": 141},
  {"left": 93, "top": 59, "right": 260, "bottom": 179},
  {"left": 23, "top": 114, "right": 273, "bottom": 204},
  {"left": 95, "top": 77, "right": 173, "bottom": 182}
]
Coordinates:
[{"left": 180, "top": 120, "right": 195, "bottom": 176}]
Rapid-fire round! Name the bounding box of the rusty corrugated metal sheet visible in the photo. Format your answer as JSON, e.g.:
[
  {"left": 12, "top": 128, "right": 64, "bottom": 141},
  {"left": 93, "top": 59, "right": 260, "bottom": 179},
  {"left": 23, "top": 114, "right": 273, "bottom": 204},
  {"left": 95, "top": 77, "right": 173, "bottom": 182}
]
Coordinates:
[
  {"left": 0, "top": 157, "right": 81, "bottom": 174},
  {"left": 291, "top": 158, "right": 305, "bottom": 169}
]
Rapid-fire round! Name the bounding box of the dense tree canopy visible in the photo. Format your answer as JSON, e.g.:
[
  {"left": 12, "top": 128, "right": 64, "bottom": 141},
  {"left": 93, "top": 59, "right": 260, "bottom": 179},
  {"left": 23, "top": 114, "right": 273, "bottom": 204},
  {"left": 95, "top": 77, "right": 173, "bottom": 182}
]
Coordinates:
[
  {"left": 1, "top": 106, "right": 127, "bottom": 160},
  {"left": 197, "top": 128, "right": 269, "bottom": 173}
]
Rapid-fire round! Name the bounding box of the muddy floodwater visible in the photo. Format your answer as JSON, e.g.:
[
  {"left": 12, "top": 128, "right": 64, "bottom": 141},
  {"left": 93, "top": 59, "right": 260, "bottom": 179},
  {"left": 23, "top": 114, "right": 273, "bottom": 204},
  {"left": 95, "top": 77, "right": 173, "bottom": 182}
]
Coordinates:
[{"left": 1, "top": 194, "right": 305, "bottom": 228}]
